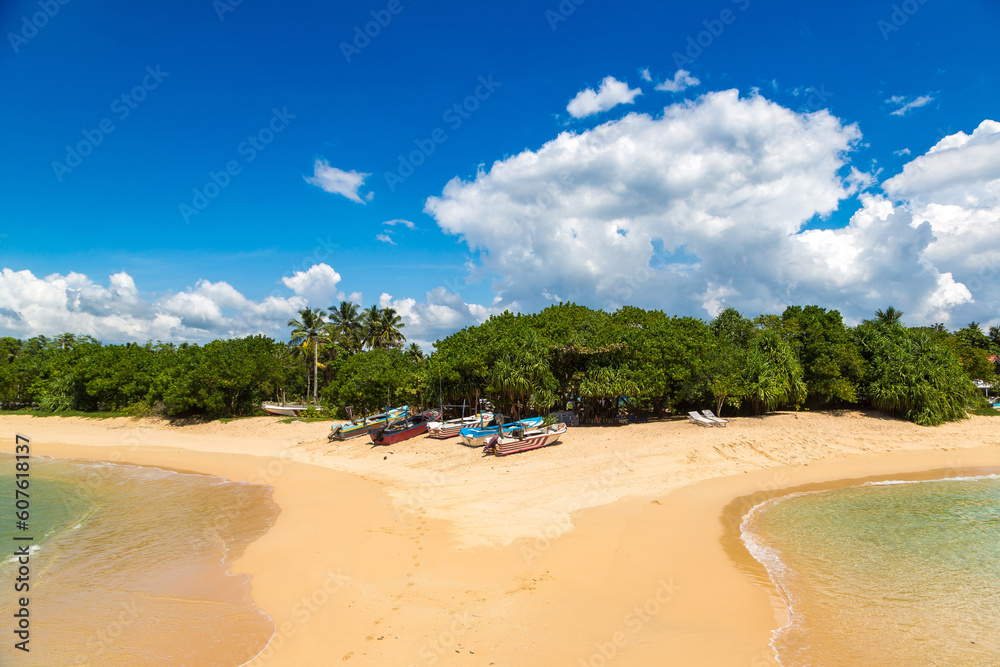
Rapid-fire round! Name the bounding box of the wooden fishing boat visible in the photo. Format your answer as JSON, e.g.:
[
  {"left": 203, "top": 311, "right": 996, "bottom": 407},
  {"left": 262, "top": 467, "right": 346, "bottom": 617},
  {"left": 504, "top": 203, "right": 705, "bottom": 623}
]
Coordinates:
[
  {"left": 370, "top": 409, "right": 441, "bottom": 446},
  {"left": 482, "top": 422, "right": 567, "bottom": 456},
  {"left": 459, "top": 416, "right": 544, "bottom": 448},
  {"left": 262, "top": 403, "right": 309, "bottom": 416},
  {"left": 329, "top": 406, "right": 406, "bottom": 441},
  {"left": 426, "top": 413, "right": 493, "bottom": 439}
]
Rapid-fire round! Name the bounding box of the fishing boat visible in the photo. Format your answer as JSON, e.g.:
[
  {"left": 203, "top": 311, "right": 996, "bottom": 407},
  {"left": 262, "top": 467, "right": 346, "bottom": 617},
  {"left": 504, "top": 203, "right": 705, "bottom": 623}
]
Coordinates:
[
  {"left": 459, "top": 416, "right": 544, "bottom": 448},
  {"left": 262, "top": 403, "right": 310, "bottom": 417},
  {"left": 328, "top": 406, "right": 406, "bottom": 441},
  {"left": 426, "top": 412, "right": 493, "bottom": 439},
  {"left": 370, "top": 408, "right": 441, "bottom": 446},
  {"left": 482, "top": 422, "right": 567, "bottom": 456}
]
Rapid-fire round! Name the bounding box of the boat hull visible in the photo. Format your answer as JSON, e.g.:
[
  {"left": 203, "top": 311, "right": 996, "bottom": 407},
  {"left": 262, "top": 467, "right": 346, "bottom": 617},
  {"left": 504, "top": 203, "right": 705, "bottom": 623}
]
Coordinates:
[
  {"left": 370, "top": 422, "right": 429, "bottom": 445},
  {"left": 329, "top": 408, "right": 405, "bottom": 441},
  {"left": 427, "top": 413, "right": 493, "bottom": 439},
  {"left": 484, "top": 423, "right": 567, "bottom": 456},
  {"left": 459, "top": 417, "right": 544, "bottom": 447},
  {"left": 263, "top": 404, "right": 309, "bottom": 417},
  {"left": 369, "top": 410, "right": 441, "bottom": 446}
]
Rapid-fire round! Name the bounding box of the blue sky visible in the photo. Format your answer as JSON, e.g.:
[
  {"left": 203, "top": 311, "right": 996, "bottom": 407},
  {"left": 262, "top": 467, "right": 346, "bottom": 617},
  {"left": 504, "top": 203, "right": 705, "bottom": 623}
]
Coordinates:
[{"left": 2, "top": 0, "right": 999, "bottom": 346}]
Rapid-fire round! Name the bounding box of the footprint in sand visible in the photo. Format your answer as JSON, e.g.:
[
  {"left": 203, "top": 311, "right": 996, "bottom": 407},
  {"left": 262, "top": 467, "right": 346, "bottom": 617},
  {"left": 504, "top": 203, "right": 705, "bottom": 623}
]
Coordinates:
[
  {"left": 374, "top": 618, "right": 382, "bottom": 626},
  {"left": 407, "top": 582, "right": 415, "bottom": 587},
  {"left": 366, "top": 634, "right": 375, "bottom": 641},
  {"left": 342, "top": 653, "right": 353, "bottom": 661}
]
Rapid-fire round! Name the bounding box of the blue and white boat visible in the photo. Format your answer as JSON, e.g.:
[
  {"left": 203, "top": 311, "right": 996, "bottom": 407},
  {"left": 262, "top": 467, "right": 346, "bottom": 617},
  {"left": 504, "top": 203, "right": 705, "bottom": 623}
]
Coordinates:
[{"left": 459, "top": 416, "right": 545, "bottom": 448}]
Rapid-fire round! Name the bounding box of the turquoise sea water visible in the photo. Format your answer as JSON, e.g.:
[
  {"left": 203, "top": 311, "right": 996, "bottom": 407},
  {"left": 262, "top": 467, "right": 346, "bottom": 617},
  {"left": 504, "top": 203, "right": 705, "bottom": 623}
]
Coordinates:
[
  {"left": 742, "top": 474, "right": 1000, "bottom": 666},
  {"left": 0, "top": 453, "right": 279, "bottom": 665}
]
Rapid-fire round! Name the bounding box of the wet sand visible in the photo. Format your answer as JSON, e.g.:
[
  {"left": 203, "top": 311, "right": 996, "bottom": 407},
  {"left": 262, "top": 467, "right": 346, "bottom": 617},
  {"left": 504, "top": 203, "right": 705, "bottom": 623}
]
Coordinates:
[{"left": 2, "top": 411, "right": 999, "bottom": 665}]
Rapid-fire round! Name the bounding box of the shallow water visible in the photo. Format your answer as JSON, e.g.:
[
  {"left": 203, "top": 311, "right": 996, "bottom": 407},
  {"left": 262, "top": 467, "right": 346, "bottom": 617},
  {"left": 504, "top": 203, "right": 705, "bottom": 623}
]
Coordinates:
[
  {"left": 742, "top": 474, "right": 1000, "bottom": 666},
  {"left": 0, "top": 453, "right": 278, "bottom": 665}
]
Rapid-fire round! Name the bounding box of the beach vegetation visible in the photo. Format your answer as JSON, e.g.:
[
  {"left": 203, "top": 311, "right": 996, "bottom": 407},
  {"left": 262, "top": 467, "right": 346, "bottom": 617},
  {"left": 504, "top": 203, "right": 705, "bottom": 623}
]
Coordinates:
[
  {"left": 1, "top": 303, "right": 992, "bottom": 425},
  {"left": 852, "top": 320, "right": 978, "bottom": 426}
]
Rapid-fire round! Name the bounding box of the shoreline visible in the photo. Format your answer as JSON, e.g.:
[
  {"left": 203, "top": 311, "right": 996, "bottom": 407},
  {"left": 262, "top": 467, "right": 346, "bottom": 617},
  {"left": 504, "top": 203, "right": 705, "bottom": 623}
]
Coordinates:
[{"left": 2, "top": 412, "right": 999, "bottom": 665}]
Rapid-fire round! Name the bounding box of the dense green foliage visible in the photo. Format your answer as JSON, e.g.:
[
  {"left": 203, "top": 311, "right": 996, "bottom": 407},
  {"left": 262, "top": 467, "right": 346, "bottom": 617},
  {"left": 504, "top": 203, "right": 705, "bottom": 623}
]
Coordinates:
[{"left": 1, "top": 304, "right": 996, "bottom": 425}]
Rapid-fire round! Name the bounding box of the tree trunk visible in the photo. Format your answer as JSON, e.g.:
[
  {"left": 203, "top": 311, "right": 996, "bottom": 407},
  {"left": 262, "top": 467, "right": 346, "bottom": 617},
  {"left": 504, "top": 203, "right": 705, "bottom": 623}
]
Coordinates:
[{"left": 312, "top": 340, "right": 319, "bottom": 406}]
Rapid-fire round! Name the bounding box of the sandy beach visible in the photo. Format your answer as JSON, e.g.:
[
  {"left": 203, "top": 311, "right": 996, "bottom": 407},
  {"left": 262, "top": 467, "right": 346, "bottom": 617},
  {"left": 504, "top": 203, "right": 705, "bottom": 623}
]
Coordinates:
[{"left": 2, "top": 410, "right": 1000, "bottom": 666}]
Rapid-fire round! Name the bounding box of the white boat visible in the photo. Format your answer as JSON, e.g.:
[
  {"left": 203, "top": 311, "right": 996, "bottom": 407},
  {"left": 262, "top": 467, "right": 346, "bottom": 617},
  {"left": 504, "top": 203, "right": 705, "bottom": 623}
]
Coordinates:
[
  {"left": 262, "top": 403, "right": 310, "bottom": 416},
  {"left": 459, "top": 416, "right": 544, "bottom": 447},
  {"left": 483, "top": 422, "right": 567, "bottom": 456},
  {"left": 426, "top": 413, "right": 493, "bottom": 439}
]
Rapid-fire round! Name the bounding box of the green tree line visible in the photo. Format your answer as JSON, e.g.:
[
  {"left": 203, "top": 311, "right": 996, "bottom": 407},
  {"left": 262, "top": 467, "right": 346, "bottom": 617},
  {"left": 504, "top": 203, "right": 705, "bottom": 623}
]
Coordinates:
[{"left": 1, "top": 303, "right": 997, "bottom": 425}]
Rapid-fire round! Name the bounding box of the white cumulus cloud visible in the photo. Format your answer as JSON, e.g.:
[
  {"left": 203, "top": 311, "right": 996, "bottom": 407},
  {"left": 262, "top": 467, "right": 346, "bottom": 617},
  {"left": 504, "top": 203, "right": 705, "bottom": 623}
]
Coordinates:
[
  {"left": 888, "top": 94, "right": 935, "bottom": 117},
  {"left": 428, "top": 89, "right": 869, "bottom": 316},
  {"left": 383, "top": 218, "right": 416, "bottom": 229},
  {"left": 566, "top": 76, "right": 642, "bottom": 119},
  {"left": 655, "top": 69, "right": 700, "bottom": 93},
  {"left": 304, "top": 159, "right": 373, "bottom": 203},
  {"left": 882, "top": 120, "right": 1000, "bottom": 320},
  {"left": 280, "top": 263, "right": 343, "bottom": 307},
  {"left": 0, "top": 269, "right": 308, "bottom": 343}
]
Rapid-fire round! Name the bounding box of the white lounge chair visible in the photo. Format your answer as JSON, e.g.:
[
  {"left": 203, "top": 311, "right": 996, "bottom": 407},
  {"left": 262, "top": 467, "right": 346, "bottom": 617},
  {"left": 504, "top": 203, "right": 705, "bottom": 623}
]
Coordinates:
[
  {"left": 688, "top": 411, "right": 716, "bottom": 427},
  {"left": 701, "top": 409, "right": 728, "bottom": 426}
]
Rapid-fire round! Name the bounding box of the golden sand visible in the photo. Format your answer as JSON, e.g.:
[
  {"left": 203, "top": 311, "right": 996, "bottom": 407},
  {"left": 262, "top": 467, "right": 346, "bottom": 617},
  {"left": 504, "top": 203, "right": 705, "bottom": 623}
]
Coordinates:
[{"left": 2, "top": 411, "right": 999, "bottom": 665}]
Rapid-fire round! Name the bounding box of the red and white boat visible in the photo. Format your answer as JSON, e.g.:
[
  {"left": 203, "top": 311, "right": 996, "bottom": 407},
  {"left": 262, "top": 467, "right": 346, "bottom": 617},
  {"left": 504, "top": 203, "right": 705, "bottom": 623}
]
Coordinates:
[
  {"left": 483, "top": 422, "right": 567, "bottom": 456},
  {"left": 426, "top": 412, "right": 492, "bottom": 439},
  {"left": 369, "top": 409, "right": 441, "bottom": 446}
]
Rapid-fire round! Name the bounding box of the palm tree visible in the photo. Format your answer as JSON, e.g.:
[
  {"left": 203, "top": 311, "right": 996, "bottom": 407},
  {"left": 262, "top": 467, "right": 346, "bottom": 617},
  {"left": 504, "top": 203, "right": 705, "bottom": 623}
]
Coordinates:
[
  {"left": 875, "top": 306, "right": 903, "bottom": 325},
  {"left": 376, "top": 307, "right": 406, "bottom": 349},
  {"left": 361, "top": 305, "right": 382, "bottom": 350},
  {"left": 406, "top": 342, "right": 424, "bottom": 361},
  {"left": 989, "top": 325, "right": 1000, "bottom": 349},
  {"left": 328, "top": 300, "right": 363, "bottom": 354},
  {"left": 361, "top": 306, "right": 406, "bottom": 349},
  {"left": 287, "top": 307, "right": 329, "bottom": 406}
]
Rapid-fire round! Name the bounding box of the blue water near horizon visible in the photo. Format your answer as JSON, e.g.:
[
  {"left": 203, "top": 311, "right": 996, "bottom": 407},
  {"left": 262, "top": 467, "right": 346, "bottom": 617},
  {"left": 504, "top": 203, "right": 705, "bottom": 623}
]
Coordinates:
[{"left": 742, "top": 474, "right": 1000, "bottom": 666}]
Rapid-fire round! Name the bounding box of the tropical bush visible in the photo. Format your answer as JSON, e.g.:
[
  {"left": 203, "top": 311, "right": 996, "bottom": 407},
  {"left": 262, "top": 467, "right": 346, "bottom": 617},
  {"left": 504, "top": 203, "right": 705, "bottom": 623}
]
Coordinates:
[{"left": 0, "top": 303, "right": 992, "bottom": 425}]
